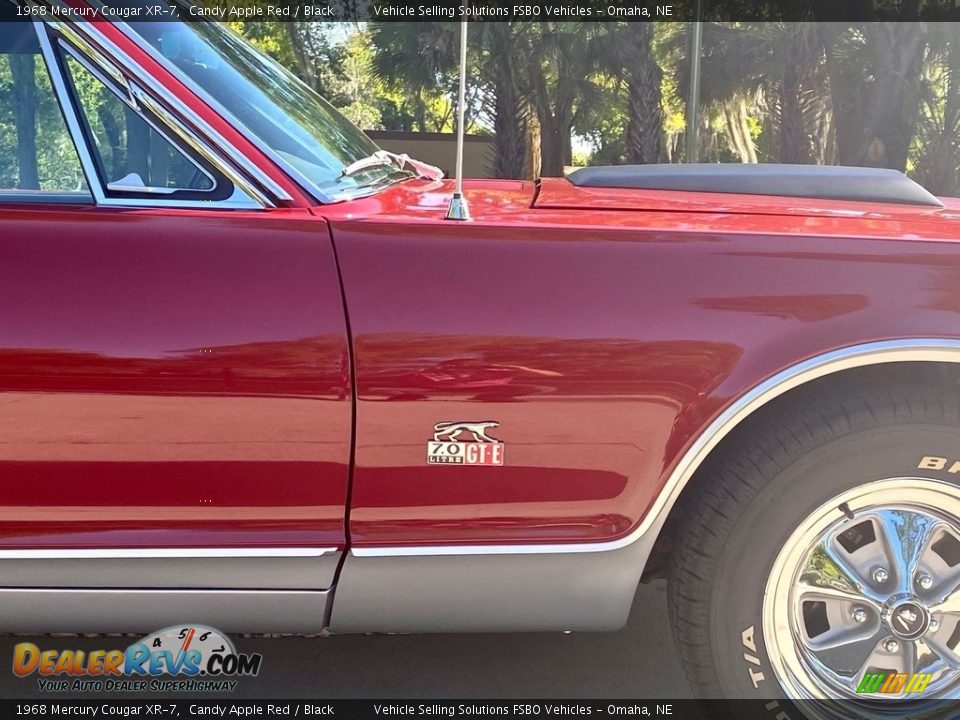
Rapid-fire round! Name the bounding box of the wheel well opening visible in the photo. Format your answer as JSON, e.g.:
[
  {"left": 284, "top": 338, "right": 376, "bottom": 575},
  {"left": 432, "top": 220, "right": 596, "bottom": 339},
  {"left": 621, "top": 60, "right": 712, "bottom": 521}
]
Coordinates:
[{"left": 641, "top": 360, "right": 960, "bottom": 581}]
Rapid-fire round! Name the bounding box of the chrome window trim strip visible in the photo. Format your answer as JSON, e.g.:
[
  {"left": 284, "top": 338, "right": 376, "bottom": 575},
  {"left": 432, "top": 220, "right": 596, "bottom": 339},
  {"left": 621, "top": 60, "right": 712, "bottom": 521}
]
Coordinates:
[
  {"left": 69, "top": 14, "right": 294, "bottom": 205},
  {"left": 109, "top": 16, "right": 377, "bottom": 205},
  {"left": 39, "top": 12, "right": 289, "bottom": 209},
  {"left": 34, "top": 18, "right": 105, "bottom": 205},
  {"left": 57, "top": 39, "right": 220, "bottom": 200},
  {"left": 0, "top": 547, "right": 338, "bottom": 559},
  {"left": 38, "top": 19, "right": 262, "bottom": 210},
  {"left": 352, "top": 339, "right": 960, "bottom": 557}
]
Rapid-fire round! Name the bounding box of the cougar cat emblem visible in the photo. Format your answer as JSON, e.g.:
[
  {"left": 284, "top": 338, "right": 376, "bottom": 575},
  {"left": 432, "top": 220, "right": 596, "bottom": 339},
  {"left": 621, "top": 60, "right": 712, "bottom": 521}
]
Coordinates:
[{"left": 432, "top": 421, "right": 501, "bottom": 443}]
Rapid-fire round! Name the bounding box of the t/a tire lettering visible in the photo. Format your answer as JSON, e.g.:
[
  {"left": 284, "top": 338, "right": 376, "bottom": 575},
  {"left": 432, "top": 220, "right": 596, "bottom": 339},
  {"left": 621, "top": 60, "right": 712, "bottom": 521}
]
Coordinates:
[{"left": 741, "top": 625, "right": 766, "bottom": 689}]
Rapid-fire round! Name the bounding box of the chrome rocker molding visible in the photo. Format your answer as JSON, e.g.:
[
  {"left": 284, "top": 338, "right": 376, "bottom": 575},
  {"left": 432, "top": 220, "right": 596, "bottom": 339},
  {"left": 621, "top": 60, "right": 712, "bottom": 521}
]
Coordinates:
[
  {"left": 0, "top": 548, "right": 342, "bottom": 592},
  {"left": 0, "top": 547, "right": 337, "bottom": 558},
  {"left": 0, "top": 589, "right": 330, "bottom": 634},
  {"left": 332, "top": 340, "right": 960, "bottom": 632}
]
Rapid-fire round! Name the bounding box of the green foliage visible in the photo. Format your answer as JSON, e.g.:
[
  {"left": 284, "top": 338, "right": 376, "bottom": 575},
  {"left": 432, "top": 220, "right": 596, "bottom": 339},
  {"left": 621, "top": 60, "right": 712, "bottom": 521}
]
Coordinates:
[{"left": 0, "top": 54, "right": 85, "bottom": 192}]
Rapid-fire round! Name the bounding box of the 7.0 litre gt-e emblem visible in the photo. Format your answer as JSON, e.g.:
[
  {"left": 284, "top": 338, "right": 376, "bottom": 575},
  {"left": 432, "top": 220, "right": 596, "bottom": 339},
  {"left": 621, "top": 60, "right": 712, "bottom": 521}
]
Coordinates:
[{"left": 427, "top": 421, "right": 504, "bottom": 466}]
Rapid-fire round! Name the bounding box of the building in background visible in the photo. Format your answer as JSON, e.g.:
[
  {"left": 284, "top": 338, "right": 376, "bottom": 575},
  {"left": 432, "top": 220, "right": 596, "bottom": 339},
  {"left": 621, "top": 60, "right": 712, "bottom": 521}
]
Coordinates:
[{"left": 366, "top": 131, "right": 496, "bottom": 179}]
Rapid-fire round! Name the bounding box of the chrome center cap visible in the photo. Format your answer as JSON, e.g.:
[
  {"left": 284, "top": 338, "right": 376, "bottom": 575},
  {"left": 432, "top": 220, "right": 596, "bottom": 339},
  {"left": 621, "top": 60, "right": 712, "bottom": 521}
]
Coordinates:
[{"left": 887, "top": 599, "right": 930, "bottom": 641}]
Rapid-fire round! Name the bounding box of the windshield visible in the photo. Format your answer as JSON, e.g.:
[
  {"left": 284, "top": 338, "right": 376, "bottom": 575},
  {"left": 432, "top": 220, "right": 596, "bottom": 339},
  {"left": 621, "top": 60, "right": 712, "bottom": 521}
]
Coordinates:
[{"left": 124, "top": 16, "right": 410, "bottom": 202}]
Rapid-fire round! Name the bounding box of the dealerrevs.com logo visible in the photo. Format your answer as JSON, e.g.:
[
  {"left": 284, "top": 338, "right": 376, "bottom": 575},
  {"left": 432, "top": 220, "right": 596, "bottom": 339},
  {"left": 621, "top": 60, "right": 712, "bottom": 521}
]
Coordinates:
[{"left": 13, "top": 624, "right": 262, "bottom": 693}]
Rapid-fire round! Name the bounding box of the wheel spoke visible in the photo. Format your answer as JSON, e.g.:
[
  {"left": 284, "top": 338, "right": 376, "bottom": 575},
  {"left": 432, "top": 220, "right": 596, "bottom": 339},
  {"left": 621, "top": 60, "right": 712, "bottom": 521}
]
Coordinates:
[
  {"left": 917, "top": 624, "right": 960, "bottom": 671},
  {"left": 797, "top": 583, "right": 876, "bottom": 608},
  {"left": 921, "top": 526, "right": 960, "bottom": 611},
  {"left": 874, "top": 509, "right": 937, "bottom": 595},
  {"left": 814, "top": 537, "right": 886, "bottom": 604},
  {"left": 915, "top": 637, "right": 939, "bottom": 670},
  {"left": 931, "top": 587, "right": 960, "bottom": 617},
  {"left": 795, "top": 573, "right": 882, "bottom": 652}
]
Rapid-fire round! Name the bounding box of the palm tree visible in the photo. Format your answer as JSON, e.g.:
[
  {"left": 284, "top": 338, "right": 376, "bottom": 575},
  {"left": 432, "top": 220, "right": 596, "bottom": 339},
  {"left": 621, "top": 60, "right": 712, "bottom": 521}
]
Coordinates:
[
  {"left": 477, "top": 23, "right": 534, "bottom": 179},
  {"left": 594, "top": 23, "right": 664, "bottom": 165},
  {"left": 528, "top": 22, "right": 606, "bottom": 176},
  {"left": 369, "top": 22, "right": 460, "bottom": 133},
  {"left": 672, "top": 22, "right": 829, "bottom": 165},
  {"left": 370, "top": 22, "right": 537, "bottom": 177},
  {"left": 818, "top": 22, "right": 926, "bottom": 171},
  {"left": 910, "top": 24, "right": 960, "bottom": 196}
]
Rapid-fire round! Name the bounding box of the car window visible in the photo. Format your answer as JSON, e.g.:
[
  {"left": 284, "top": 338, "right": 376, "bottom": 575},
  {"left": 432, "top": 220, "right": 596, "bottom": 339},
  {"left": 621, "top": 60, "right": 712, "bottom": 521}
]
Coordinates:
[
  {"left": 0, "top": 22, "right": 89, "bottom": 199},
  {"left": 60, "top": 50, "right": 215, "bottom": 195},
  {"left": 125, "top": 16, "right": 412, "bottom": 202}
]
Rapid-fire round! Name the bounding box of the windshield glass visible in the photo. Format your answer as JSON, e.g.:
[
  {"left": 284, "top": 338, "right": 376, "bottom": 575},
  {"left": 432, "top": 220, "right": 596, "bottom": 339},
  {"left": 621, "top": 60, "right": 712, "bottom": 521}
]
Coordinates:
[{"left": 124, "top": 16, "right": 411, "bottom": 201}]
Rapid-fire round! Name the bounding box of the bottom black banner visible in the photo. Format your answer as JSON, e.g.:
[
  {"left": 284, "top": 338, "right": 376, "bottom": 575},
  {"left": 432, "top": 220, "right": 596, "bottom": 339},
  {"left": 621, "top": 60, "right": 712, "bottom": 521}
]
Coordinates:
[{"left": 2, "top": 700, "right": 959, "bottom": 720}]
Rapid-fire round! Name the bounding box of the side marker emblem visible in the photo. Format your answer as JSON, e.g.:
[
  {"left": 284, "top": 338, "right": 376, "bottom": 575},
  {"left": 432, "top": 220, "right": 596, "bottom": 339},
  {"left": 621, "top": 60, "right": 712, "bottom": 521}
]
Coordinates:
[{"left": 427, "top": 421, "right": 504, "bottom": 466}]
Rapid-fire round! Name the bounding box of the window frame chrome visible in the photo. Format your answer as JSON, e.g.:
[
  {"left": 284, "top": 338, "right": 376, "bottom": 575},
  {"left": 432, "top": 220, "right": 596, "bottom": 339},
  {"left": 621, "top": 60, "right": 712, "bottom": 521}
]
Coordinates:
[
  {"left": 108, "top": 13, "right": 390, "bottom": 205},
  {"left": 54, "top": 12, "right": 294, "bottom": 206},
  {"left": 56, "top": 38, "right": 222, "bottom": 200},
  {"left": 30, "top": 8, "right": 292, "bottom": 210}
]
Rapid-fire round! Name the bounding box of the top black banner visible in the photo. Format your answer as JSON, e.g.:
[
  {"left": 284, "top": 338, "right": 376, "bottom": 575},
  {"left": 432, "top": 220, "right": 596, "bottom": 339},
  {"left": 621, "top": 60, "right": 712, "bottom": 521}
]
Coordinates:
[{"left": 11, "top": 0, "right": 960, "bottom": 23}]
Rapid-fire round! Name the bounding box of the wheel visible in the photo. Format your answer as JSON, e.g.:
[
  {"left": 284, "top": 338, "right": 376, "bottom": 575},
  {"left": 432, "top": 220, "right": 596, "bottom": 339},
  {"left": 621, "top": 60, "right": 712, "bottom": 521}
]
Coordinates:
[{"left": 669, "top": 382, "right": 960, "bottom": 714}]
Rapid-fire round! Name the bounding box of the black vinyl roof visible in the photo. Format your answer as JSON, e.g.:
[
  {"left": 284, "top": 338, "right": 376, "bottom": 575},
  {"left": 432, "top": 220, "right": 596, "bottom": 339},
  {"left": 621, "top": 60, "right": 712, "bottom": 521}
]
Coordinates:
[{"left": 566, "top": 164, "right": 944, "bottom": 208}]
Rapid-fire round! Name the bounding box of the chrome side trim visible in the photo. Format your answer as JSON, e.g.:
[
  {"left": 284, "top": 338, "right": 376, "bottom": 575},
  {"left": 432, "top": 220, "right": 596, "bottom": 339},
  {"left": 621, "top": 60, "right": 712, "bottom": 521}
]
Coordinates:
[
  {"left": 0, "top": 547, "right": 337, "bottom": 559},
  {"left": 0, "top": 589, "right": 329, "bottom": 633},
  {"left": 352, "top": 339, "right": 960, "bottom": 558},
  {"left": 0, "top": 553, "right": 342, "bottom": 591}
]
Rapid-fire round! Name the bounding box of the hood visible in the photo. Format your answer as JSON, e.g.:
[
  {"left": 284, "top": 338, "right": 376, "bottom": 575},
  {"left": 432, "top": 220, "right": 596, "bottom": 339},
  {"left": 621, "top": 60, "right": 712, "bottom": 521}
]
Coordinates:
[{"left": 317, "top": 175, "right": 960, "bottom": 234}]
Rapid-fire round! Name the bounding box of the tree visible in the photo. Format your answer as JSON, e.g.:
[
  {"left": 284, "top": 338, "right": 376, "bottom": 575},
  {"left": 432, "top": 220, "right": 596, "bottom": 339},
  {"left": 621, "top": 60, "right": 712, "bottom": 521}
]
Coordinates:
[
  {"left": 528, "top": 23, "right": 605, "bottom": 176},
  {"left": 911, "top": 24, "right": 960, "bottom": 195},
  {"left": 369, "top": 22, "right": 460, "bottom": 133},
  {"left": 619, "top": 24, "right": 664, "bottom": 164},
  {"left": 9, "top": 54, "right": 38, "bottom": 190},
  {"left": 818, "top": 22, "right": 926, "bottom": 171},
  {"left": 477, "top": 23, "right": 534, "bottom": 178},
  {"left": 370, "top": 22, "right": 537, "bottom": 176}
]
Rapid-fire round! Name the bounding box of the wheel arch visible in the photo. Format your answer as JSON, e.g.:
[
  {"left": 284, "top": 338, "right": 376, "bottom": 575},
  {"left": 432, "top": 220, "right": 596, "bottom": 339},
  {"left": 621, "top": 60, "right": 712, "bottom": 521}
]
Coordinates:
[{"left": 643, "top": 339, "right": 960, "bottom": 579}]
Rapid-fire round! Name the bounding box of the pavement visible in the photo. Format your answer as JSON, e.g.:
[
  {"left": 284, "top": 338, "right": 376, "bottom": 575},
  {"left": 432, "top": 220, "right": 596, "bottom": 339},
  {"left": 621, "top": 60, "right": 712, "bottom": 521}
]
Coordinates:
[{"left": 0, "top": 580, "right": 693, "bottom": 699}]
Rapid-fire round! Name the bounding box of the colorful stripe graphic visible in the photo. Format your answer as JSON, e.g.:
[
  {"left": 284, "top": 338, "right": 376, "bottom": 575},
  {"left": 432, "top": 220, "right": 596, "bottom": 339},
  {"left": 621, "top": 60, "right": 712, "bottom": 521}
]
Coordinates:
[{"left": 857, "top": 672, "right": 933, "bottom": 694}]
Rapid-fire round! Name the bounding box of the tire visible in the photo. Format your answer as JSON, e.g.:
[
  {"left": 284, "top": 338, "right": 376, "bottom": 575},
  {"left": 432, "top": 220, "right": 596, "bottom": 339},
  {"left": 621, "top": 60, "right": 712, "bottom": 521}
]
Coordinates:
[{"left": 669, "top": 382, "right": 960, "bottom": 708}]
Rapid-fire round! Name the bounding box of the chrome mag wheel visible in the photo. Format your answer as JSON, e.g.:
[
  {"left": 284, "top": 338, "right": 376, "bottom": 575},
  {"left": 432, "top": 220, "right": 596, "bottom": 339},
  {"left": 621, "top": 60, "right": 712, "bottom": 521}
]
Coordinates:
[{"left": 764, "top": 478, "right": 960, "bottom": 701}]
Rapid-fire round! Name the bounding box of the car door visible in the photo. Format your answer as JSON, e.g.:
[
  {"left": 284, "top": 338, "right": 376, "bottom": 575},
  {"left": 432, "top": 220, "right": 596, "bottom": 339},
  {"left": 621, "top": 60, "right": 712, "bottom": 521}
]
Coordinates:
[{"left": 0, "top": 18, "right": 351, "bottom": 604}]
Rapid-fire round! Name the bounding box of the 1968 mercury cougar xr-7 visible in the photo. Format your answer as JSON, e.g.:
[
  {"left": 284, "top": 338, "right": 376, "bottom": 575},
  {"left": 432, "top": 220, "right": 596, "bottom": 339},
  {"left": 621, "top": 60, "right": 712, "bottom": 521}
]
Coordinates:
[{"left": 6, "top": 0, "right": 960, "bottom": 706}]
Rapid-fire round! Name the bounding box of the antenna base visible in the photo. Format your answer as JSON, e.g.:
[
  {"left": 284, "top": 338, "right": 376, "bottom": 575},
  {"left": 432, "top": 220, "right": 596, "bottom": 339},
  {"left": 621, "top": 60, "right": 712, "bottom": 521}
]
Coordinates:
[{"left": 444, "top": 193, "right": 472, "bottom": 221}]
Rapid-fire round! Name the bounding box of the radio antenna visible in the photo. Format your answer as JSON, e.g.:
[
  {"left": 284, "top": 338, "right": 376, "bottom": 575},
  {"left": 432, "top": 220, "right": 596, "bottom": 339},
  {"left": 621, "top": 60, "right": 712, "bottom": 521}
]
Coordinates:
[{"left": 445, "top": 13, "right": 471, "bottom": 221}]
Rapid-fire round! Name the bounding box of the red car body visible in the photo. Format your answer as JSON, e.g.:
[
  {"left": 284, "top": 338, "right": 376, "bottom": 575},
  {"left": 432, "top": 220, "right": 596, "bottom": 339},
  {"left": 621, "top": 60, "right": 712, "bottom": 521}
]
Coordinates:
[{"left": 5, "top": 10, "right": 960, "bottom": 635}]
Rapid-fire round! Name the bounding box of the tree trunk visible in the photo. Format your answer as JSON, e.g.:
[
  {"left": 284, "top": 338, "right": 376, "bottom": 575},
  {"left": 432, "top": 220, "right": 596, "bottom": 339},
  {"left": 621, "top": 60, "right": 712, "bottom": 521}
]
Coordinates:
[
  {"left": 285, "top": 23, "right": 317, "bottom": 91},
  {"left": 820, "top": 22, "right": 925, "bottom": 171},
  {"left": 492, "top": 70, "right": 529, "bottom": 179},
  {"left": 125, "top": 107, "right": 151, "bottom": 185},
  {"left": 538, "top": 111, "right": 572, "bottom": 177},
  {"left": 625, "top": 24, "right": 663, "bottom": 165},
  {"left": 414, "top": 92, "right": 428, "bottom": 133},
  {"left": 778, "top": 34, "right": 815, "bottom": 164},
  {"left": 723, "top": 99, "right": 756, "bottom": 163},
  {"left": 10, "top": 53, "right": 39, "bottom": 190},
  {"left": 526, "top": 110, "right": 542, "bottom": 179}
]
